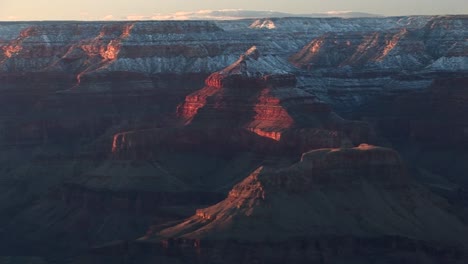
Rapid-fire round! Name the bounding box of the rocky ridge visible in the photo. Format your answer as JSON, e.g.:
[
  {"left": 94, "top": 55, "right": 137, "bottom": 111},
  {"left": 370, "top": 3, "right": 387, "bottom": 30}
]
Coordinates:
[
  {"left": 177, "top": 47, "right": 369, "bottom": 147},
  {"left": 152, "top": 144, "right": 467, "bottom": 242},
  {"left": 134, "top": 145, "right": 468, "bottom": 263}
]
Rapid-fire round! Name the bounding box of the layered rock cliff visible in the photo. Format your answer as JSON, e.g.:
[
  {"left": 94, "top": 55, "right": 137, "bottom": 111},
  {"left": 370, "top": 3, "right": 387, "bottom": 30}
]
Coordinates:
[
  {"left": 290, "top": 15, "right": 467, "bottom": 114},
  {"left": 290, "top": 15, "right": 468, "bottom": 73},
  {"left": 108, "top": 47, "right": 372, "bottom": 175},
  {"left": 153, "top": 145, "right": 466, "bottom": 242},
  {"left": 137, "top": 145, "right": 468, "bottom": 263},
  {"left": 0, "top": 16, "right": 465, "bottom": 82}
]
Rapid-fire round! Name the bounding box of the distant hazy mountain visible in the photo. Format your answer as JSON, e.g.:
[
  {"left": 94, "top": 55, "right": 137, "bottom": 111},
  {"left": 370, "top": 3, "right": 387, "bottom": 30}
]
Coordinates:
[{"left": 126, "top": 9, "right": 381, "bottom": 20}]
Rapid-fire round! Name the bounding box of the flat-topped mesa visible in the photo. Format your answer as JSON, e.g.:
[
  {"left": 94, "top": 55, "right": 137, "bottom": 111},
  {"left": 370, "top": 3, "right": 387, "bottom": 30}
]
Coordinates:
[
  {"left": 296, "top": 144, "right": 406, "bottom": 185},
  {"left": 205, "top": 46, "right": 296, "bottom": 89},
  {"left": 228, "top": 145, "right": 407, "bottom": 203},
  {"left": 150, "top": 144, "right": 468, "bottom": 249}
]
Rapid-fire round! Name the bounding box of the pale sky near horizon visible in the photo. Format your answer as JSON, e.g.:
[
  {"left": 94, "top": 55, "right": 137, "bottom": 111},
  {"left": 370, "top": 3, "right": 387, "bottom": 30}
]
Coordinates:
[{"left": 0, "top": 0, "right": 467, "bottom": 21}]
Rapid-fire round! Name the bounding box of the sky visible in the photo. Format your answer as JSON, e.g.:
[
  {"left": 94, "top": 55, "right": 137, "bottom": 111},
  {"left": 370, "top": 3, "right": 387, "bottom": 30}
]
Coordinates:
[{"left": 0, "top": 0, "right": 467, "bottom": 21}]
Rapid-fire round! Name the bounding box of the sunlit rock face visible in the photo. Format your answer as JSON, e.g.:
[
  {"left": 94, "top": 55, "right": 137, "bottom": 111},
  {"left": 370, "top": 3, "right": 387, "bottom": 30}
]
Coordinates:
[
  {"left": 290, "top": 29, "right": 430, "bottom": 71},
  {"left": 0, "top": 16, "right": 464, "bottom": 68},
  {"left": 154, "top": 47, "right": 371, "bottom": 153},
  {"left": 0, "top": 16, "right": 465, "bottom": 116},
  {"left": 288, "top": 15, "right": 467, "bottom": 115},
  {"left": 0, "top": 15, "right": 464, "bottom": 84},
  {"left": 74, "top": 23, "right": 136, "bottom": 84},
  {"left": 154, "top": 145, "right": 452, "bottom": 240},
  {"left": 107, "top": 47, "right": 373, "bottom": 222},
  {"left": 0, "top": 21, "right": 228, "bottom": 85},
  {"left": 290, "top": 16, "right": 468, "bottom": 73},
  {"left": 177, "top": 46, "right": 294, "bottom": 125},
  {"left": 0, "top": 27, "right": 35, "bottom": 61},
  {"left": 137, "top": 145, "right": 468, "bottom": 263}
]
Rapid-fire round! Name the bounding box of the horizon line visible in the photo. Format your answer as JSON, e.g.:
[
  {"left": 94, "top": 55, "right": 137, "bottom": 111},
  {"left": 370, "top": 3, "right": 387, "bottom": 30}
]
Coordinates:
[{"left": 1, "top": 14, "right": 467, "bottom": 23}]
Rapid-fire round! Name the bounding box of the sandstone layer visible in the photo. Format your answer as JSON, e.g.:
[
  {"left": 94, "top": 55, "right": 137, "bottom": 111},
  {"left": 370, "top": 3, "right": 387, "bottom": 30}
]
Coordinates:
[{"left": 136, "top": 145, "right": 468, "bottom": 264}]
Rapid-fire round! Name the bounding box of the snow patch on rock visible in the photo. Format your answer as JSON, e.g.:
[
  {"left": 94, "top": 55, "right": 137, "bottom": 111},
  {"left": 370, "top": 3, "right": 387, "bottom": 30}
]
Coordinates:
[{"left": 249, "top": 19, "right": 276, "bottom": 30}]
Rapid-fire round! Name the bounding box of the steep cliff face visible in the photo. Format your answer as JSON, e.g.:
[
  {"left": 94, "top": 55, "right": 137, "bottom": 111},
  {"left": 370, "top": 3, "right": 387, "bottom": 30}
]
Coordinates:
[
  {"left": 0, "top": 21, "right": 257, "bottom": 80},
  {"left": 0, "top": 16, "right": 465, "bottom": 119},
  {"left": 154, "top": 145, "right": 466, "bottom": 241},
  {"left": 172, "top": 47, "right": 371, "bottom": 149},
  {"left": 290, "top": 16, "right": 468, "bottom": 73},
  {"left": 102, "top": 48, "right": 373, "bottom": 232},
  {"left": 136, "top": 145, "right": 468, "bottom": 263},
  {"left": 0, "top": 16, "right": 464, "bottom": 80},
  {"left": 290, "top": 29, "right": 431, "bottom": 71},
  {"left": 289, "top": 15, "right": 467, "bottom": 114},
  {"left": 109, "top": 47, "right": 371, "bottom": 172},
  {"left": 423, "top": 16, "right": 468, "bottom": 59}
]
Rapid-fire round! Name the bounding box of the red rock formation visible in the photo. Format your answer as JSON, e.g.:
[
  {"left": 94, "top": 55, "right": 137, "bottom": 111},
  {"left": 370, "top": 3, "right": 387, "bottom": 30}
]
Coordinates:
[
  {"left": 290, "top": 29, "right": 429, "bottom": 71},
  {"left": 0, "top": 27, "right": 37, "bottom": 63},
  {"left": 135, "top": 145, "right": 468, "bottom": 263},
  {"left": 176, "top": 86, "right": 219, "bottom": 121},
  {"left": 174, "top": 47, "right": 370, "bottom": 146},
  {"left": 73, "top": 23, "right": 136, "bottom": 85}
]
